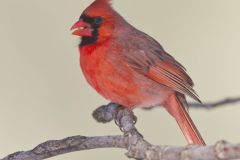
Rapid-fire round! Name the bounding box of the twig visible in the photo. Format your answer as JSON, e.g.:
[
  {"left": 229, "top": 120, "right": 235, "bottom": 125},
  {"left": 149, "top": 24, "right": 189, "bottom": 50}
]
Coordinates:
[
  {"left": 189, "top": 97, "right": 240, "bottom": 109},
  {"left": 2, "top": 101, "right": 240, "bottom": 160},
  {"left": 143, "top": 97, "right": 240, "bottom": 110}
]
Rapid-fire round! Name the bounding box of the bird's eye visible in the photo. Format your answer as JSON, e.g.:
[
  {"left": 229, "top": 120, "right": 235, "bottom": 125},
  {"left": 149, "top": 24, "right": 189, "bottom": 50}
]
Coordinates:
[{"left": 94, "top": 17, "right": 103, "bottom": 25}]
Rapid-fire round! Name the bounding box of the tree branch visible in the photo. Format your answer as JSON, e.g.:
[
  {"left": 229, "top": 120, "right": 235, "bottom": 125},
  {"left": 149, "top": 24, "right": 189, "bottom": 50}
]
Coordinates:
[
  {"left": 2, "top": 100, "right": 240, "bottom": 160},
  {"left": 189, "top": 97, "right": 240, "bottom": 109},
  {"left": 2, "top": 135, "right": 240, "bottom": 160},
  {"left": 143, "top": 97, "right": 240, "bottom": 110},
  {"left": 1, "top": 135, "right": 127, "bottom": 160}
]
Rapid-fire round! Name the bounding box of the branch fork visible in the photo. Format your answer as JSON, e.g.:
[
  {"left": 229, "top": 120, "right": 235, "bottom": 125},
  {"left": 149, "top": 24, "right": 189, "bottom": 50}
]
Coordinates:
[{"left": 2, "top": 98, "right": 240, "bottom": 160}]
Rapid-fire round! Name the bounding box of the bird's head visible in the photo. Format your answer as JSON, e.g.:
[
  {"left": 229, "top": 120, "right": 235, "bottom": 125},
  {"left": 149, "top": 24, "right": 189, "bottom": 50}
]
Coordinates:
[{"left": 71, "top": 0, "right": 121, "bottom": 46}]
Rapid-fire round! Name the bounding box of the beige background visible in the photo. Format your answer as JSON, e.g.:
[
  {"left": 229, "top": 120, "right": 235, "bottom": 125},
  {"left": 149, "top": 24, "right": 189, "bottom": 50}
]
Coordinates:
[{"left": 1, "top": 0, "right": 240, "bottom": 159}]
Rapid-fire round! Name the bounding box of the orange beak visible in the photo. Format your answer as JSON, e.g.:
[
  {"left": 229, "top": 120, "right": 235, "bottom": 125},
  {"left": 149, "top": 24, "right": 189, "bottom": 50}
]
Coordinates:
[{"left": 71, "top": 19, "right": 92, "bottom": 37}]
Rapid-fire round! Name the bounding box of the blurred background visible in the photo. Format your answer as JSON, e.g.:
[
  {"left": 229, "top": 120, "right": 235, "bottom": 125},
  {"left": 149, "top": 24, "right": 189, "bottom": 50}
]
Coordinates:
[{"left": 0, "top": 0, "right": 240, "bottom": 159}]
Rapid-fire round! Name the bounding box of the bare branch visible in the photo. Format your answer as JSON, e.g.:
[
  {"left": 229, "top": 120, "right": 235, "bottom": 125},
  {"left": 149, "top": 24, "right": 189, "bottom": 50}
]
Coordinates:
[
  {"left": 2, "top": 135, "right": 240, "bottom": 160},
  {"left": 1, "top": 135, "right": 127, "bottom": 160},
  {"left": 189, "top": 97, "right": 240, "bottom": 109},
  {"left": 93, "top": 103, "right": 142, "bottom": 137},
  {"left": 143, "top": 97, "right": 240, "bottom": 110},
  {"left": 2, "top": 101, "right": 240, "bottom": 160}
]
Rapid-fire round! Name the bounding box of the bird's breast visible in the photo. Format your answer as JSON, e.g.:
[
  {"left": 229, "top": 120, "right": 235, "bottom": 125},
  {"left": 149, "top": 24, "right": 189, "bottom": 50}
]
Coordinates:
[{"left": 79, "top": 44, "right": 171, "bottom": 108}]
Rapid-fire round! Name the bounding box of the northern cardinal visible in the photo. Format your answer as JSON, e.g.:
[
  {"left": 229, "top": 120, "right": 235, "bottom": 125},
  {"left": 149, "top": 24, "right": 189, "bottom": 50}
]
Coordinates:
[{"left": 71, "top": 0, "right": 205, "bottom": 145}]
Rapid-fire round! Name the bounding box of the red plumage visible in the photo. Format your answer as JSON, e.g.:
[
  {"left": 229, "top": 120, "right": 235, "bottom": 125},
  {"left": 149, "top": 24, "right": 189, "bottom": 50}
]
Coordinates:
[{"left": 71, "top": 0, "right": 205, "bottom": 145}]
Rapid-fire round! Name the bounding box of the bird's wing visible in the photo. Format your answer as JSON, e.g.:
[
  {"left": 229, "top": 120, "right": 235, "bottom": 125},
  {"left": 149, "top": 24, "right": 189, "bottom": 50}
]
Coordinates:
[{"left": 120, "top": 30, "right": 201, "bottom": 103}]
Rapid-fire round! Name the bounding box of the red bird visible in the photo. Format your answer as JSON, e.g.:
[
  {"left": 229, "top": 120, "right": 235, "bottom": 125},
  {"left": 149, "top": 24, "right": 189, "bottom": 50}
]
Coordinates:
[{"left": 71, "top": 0, "right": 205, "bottom": 145}]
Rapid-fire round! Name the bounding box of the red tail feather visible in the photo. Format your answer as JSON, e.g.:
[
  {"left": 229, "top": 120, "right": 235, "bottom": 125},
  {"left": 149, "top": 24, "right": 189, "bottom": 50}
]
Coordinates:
[{"left": 164, "top": 93, "right": 205, "bottom": 145}]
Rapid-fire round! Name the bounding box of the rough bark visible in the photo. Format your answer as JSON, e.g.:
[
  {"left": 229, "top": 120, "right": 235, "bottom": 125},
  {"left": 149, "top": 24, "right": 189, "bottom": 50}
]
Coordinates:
[{"left": 2, "top": 98, "right": 240, "bottom": 160}]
